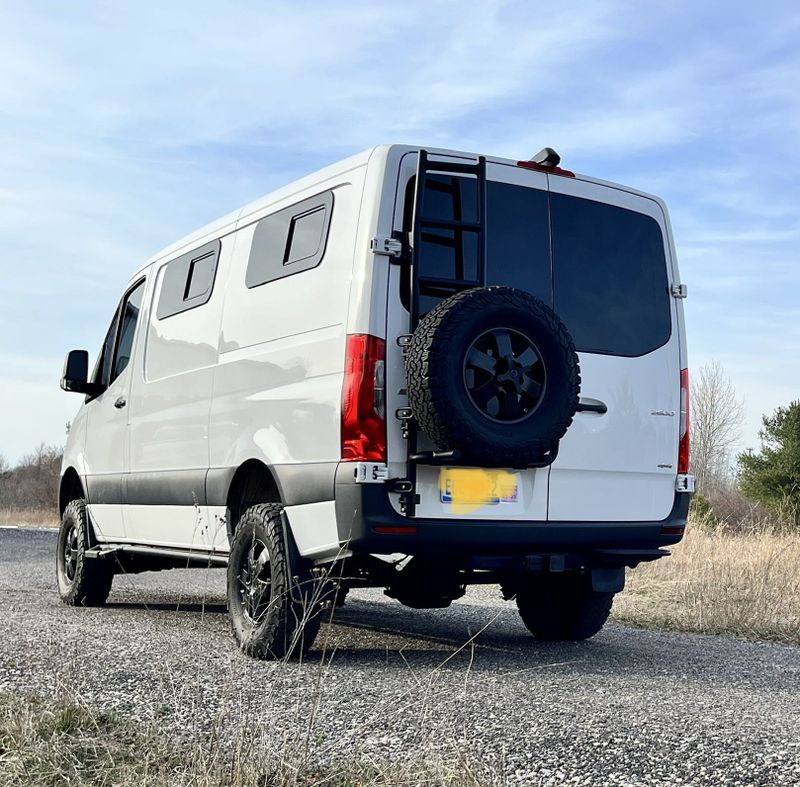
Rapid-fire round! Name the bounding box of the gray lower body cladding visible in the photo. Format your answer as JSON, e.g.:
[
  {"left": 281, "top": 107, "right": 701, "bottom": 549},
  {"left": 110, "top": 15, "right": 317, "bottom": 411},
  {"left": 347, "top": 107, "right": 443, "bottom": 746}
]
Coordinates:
[{"left": 83, "top": 462, "right": 338, "bottom": 508}]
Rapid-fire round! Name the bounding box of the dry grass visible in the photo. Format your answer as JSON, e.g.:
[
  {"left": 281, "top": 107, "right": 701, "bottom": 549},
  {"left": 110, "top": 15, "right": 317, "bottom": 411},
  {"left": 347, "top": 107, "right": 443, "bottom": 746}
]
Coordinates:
[
  {"left": 0, "top": 691, "right": 493, "bottom": 787},
  {"left": 0, "top": 507, "right": 58, "bottom": 528},
  {"left": 615, "top": 521, "right": 800, "bottom": 645}
]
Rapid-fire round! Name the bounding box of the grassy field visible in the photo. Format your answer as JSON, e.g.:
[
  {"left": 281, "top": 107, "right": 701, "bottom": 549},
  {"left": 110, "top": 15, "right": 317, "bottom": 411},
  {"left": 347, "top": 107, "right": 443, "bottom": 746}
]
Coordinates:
[
  {"left": 0, "top": 508, "right": 58, "bottom": 527},
  {"left": 0, "top": 692, "right": 489, "bottom": 787},
  {"left": 614, "top": 524, "right": 800, "bottom": 645}
]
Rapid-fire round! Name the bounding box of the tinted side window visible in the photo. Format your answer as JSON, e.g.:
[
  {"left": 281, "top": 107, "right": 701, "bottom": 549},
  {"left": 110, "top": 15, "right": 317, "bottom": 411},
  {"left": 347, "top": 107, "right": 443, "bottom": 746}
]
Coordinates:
[
  {"left": 285, "top": 206, "right": 328, "bottom": 263},
  {"left": 111, "top": 280, "right": 145, "bottom": 382},
  {"left": 551, "top": 194, "right": 671, "bottom": 357},
  {"left": 246, "top": 191, "right": 333, "bottom": 288},
  {"left": 91, "top": 313, "right": 120, "bottom": 388},
  {"left": 156, "top": 240, "right": 220, "bottom": 320}
]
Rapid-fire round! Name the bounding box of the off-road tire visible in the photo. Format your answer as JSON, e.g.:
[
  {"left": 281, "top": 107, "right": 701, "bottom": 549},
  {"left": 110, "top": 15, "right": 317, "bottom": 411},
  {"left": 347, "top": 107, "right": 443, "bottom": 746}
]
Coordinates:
[
  {"left": 56, "top": 499, "right": 113, "bottom": 606},
  {"left": 227, "top": 504, "right": 323, "bottom": 661},
  {"left": 515, "top": 575, "right": 614, "bottom": 641},
  {"left": 404, "top": 286, "right": 580, "bottom": 467}
]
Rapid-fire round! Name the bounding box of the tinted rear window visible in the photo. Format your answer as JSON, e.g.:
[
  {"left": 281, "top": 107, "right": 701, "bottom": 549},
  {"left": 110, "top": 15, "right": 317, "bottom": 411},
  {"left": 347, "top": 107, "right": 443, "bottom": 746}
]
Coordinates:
[
  {"left": 550, "top": 193, "right": 671, "bottom": 356},
  {"left": 486, "top": 181, "right": 551, "bottom": 303},
  {"left": 408, "top": 177, "right": 551, "bottom": 315},
  {"left": 407, "top": 175, "right": 671, "bottom": 357}
]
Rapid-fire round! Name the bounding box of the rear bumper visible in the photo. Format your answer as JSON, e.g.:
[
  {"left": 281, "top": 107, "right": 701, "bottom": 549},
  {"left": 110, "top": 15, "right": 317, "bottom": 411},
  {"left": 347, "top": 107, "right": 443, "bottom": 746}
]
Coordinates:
[{"left": 334, "top": 465, "right": 689, "bottom": 559}]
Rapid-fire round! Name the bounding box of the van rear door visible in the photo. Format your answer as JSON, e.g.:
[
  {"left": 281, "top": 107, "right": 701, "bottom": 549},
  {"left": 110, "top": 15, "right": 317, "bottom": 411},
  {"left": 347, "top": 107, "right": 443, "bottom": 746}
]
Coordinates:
[
  {"left": 545, "top": 176, "right": 680, "bottom": 522},
  {"left": 385, "top": 155, "right": 554, "bottom": 522}
]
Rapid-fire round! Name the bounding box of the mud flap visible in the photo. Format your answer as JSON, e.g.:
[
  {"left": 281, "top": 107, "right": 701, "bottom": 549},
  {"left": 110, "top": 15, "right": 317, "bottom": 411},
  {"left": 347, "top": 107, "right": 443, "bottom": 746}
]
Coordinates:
[
  {"left": 591, "top": 566, "right": 625, "bottom": 593},
  {"left": 278, "top": 509, "right": 337, "bottom": 608}
]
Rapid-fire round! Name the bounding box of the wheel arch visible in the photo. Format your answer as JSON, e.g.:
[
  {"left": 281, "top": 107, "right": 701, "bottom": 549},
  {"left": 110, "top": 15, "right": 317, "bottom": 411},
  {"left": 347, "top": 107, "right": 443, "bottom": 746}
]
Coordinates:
[
  {"left": 224, "top": 459, "right": 283, "bottom": 540},
  {"left": 59, "top": 467, "right": 85, "bottom": 516}
]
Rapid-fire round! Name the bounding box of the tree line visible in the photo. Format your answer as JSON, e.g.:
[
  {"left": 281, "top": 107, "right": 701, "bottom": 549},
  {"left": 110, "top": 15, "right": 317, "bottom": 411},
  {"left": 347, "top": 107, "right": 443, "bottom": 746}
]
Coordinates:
[
  {"left": 691, "top": 361, "right": 799, "bottom": 528},
  {"left": 0, "top": 444, "right": 63, "bottom": 513}
]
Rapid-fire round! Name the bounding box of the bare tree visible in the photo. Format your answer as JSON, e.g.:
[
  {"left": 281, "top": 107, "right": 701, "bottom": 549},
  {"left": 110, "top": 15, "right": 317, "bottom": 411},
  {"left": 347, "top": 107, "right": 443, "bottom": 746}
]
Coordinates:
[
  {"left": 691, "top": 360, "right": 745, "bottom": 493},
  {"left": 0, "top": 444, "right": 63, "bottom": 513}
]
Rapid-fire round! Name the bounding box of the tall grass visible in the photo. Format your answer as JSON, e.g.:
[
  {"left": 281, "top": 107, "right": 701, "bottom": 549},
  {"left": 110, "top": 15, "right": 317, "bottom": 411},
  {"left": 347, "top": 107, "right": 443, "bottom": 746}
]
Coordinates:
[
  {"left": 0, "top": 690, "right": 496, "bottom": 786},
  {"left": 0, "top": 507, "right": 58, "bottom": 527},
  {"left": 615, "top": 517, "right": 800, "bottom": 644}
]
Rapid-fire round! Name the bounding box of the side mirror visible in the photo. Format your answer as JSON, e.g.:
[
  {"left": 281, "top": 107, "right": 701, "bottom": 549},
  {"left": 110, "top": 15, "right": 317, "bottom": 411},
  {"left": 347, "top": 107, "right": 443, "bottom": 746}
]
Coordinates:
[{"left": 61, "top": 350, "right": 102, "bottom": 396}]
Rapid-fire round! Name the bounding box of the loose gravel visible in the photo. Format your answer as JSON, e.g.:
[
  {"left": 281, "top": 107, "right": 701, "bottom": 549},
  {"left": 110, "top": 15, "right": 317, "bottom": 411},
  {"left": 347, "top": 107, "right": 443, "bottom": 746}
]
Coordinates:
[{"left": 1, "top": 528, "right": 799, "bottom": 786}]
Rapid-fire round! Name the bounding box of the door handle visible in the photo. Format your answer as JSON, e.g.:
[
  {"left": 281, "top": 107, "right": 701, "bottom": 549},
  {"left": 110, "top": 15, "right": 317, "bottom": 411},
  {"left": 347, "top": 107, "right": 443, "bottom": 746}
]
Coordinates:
[
  {"left": 114, "top": 396, "right": 127, "bottom": 409},
  {"left": 577, "top": 398, "right": 607, "bottom": 414}
]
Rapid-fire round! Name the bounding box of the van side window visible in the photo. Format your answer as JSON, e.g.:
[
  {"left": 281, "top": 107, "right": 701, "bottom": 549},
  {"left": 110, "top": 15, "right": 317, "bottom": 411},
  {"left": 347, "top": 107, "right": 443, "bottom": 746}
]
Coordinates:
[
  {"left": 91, "top": 313, "right": 120, "bottom": 388},
  {"left": 550, "top": 194, "right": 671, "bottom": 357},
  {"left": 156, "top": 240, "right": 221, "bottom": 320},
  {"left": 111, "top": 279, "right": 146, "bottom": 382},
  {"left": 246, "top": 191, "right": 333, "bottom": 288}
]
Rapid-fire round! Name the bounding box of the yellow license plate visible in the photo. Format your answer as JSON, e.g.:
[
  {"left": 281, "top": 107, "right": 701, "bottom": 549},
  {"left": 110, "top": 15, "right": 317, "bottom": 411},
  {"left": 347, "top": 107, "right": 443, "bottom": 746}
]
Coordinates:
[{"left": 439, "top": 467, "right": 519, "bottom": 513}]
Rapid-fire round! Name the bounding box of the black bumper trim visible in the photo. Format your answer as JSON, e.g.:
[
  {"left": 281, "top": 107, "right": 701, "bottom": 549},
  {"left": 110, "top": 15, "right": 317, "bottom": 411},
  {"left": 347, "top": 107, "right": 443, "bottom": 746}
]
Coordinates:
[{"left": 335, "top": 464, "right": 689, "bottom": 557}]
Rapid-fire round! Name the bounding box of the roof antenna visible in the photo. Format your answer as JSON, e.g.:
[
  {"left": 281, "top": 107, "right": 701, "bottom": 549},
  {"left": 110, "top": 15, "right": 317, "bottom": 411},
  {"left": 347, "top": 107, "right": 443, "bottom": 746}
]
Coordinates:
[{"left": 529, "top": 147, "right": 561, "bottom": 168}]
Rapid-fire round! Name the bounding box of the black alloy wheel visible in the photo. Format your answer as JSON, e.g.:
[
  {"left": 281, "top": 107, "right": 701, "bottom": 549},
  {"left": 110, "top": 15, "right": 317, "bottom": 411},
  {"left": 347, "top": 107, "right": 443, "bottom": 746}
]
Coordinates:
[
  {"left": 463, "top": 327, "right": 546, "bottom": 422},
  {"left": 237, "top": 534, "right": 273, "bottom": 625},
  {"left": 62, "top": 523, "right": 79, "bottom": 583}
]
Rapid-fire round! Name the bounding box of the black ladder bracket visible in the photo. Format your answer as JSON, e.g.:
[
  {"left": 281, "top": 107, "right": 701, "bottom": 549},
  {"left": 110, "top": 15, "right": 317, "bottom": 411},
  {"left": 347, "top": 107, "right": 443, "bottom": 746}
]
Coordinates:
[{"left": 398, "top": 150, "right": 489, "bottom": 516}]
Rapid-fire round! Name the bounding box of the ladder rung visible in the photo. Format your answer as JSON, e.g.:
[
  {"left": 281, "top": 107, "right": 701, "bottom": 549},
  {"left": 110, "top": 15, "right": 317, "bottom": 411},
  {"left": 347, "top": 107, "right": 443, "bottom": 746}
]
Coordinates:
[
  {"left": 420, "top": 218, "right": 481, "bottom": 231},
  {"left": 419, "top": 276, "right": 481, "bottom": 290},
  {"left": 420, "top": 231, "right": 477, "bottom": 247},
  {"left": 424, "top": 160, "right": 481, "bottom": 175}
]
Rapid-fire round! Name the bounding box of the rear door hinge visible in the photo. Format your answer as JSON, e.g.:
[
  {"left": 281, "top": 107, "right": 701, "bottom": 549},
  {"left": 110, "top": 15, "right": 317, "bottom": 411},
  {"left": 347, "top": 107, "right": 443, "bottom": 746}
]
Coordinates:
[
  {"left": 370, "top": 236, "right": 403, "bottom": 258},
  {"left": 353, "top": 462, "right": 389, "bottom": 483},
  {"left": 670, "top": 283, "right": 688, "bottom": 299}
]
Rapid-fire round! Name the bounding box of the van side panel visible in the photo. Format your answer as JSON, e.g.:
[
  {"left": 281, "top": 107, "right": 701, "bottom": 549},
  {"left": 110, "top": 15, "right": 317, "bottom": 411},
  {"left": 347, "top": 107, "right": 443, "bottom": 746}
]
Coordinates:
[
  {"left": 208, "top": 170, "right": 367, "bottom": 516},
  {"left": 123, "top": 235, "right": 232, "bottom": 548}
]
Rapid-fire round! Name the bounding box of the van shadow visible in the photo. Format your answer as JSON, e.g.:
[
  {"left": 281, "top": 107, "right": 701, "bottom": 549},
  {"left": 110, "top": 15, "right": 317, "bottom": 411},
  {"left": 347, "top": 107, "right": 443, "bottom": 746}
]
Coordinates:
[
  {"left": 101, "top": 589, "right": 787, "bottom": 691},
  {"left": 314, "top": 598, "right": 784, "bottom": 691}
]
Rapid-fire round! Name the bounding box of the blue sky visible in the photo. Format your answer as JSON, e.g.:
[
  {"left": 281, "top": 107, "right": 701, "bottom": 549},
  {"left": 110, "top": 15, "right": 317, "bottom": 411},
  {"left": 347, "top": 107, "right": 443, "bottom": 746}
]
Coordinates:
[{"left": 1, "top": 1, "right": 798, "bottom": 463}]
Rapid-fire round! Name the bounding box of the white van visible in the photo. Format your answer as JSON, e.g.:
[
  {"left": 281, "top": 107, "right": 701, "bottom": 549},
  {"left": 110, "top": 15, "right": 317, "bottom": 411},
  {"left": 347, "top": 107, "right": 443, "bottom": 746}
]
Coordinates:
[{"left": 57, "top": 145, "right": 693, "bottom": 659}]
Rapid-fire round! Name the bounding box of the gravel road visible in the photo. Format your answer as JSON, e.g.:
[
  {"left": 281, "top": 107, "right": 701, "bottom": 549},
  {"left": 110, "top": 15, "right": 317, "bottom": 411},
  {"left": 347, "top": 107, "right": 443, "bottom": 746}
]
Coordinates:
[{"left": 1, "top": 527, "right": 799, "bottom": 786}]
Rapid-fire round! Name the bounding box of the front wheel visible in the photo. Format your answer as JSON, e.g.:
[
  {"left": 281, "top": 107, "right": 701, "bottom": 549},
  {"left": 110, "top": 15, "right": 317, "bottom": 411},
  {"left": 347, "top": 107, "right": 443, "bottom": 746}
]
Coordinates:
[
  {"left": 56, "top": 499, "right": 113, "bottom": 606},
  {"left": 515, "top": 575, "right": 614, "bottom": 641},
  {"left": 227, "top": 504, "right": 323, "bottom": 660}
]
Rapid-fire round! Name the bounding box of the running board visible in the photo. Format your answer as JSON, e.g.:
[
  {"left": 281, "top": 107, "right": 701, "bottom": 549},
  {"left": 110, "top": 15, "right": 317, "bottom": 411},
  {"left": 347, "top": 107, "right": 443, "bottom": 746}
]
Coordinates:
[{"left": 85, "top": 543, "right": 228, "bottom": 569}]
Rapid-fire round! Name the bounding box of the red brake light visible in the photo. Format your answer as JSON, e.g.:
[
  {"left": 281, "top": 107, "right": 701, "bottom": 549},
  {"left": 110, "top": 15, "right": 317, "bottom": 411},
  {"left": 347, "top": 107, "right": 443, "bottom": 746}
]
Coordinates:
[
  {"left": 678, "top": 368, "right": 690, "bottom": 474},
  {"left": 341, "top": 334, "right": 386, "bottom": 462},
  {"left": 516, "top": 160, "right": 576, "bottom": 177}
]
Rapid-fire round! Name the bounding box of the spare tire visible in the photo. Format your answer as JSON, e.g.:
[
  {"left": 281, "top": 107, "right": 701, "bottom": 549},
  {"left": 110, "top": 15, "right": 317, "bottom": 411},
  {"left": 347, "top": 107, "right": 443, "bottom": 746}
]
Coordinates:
[{"left": 404, "top": 286, "right": 580, "bottom": 468}]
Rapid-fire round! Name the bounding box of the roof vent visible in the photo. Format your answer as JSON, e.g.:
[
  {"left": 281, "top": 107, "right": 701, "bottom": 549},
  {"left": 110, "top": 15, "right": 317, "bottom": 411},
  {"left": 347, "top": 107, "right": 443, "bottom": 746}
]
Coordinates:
[{"left": 529, "top": 147, "right": 561, "bottom": 168}]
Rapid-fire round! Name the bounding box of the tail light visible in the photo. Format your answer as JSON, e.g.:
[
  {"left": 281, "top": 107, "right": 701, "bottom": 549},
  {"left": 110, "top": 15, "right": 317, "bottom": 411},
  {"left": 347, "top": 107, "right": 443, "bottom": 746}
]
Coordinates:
[
  {"left": 678, "top": 368, "right": 690, "bottom": 474},
  {"left": 341, "top": 334, "right": 386, "bottom": 462}
]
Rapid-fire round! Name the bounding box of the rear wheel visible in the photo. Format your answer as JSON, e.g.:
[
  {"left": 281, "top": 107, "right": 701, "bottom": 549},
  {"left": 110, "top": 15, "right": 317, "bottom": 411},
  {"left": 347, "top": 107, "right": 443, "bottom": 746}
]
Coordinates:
[
  {"left": 56, "top": 499, "right": 113, "bottom": 606},
  {"left": 515, "top": 575, "right": 614, "bottom": 641},
  {"left": 227, "top": 504, "right": 323, "bottom": 660}
]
